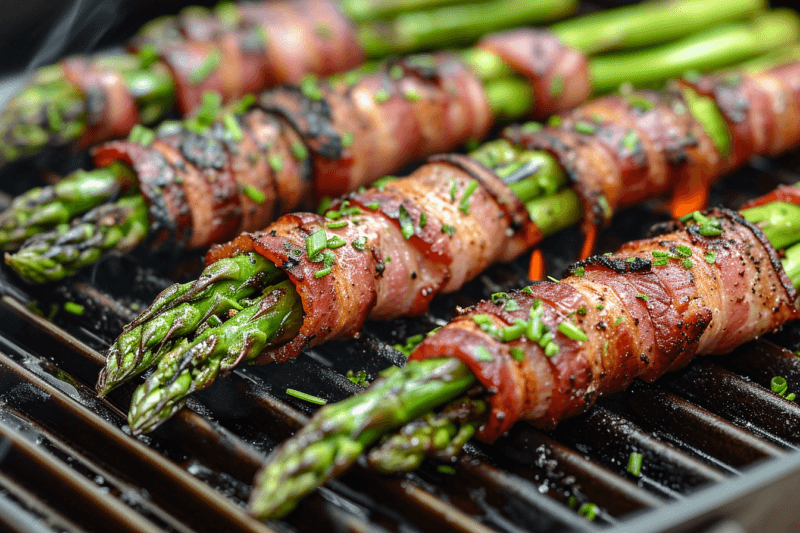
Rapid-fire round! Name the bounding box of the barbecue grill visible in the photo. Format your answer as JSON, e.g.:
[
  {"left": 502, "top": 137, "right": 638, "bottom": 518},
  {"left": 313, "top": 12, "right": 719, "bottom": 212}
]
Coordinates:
[{"left": 3, "top": 1, "right": 800, "bottom": 532}]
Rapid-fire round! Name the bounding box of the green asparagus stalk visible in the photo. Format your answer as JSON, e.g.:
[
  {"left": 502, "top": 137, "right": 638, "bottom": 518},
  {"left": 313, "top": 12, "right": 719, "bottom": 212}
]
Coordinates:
[
  {"left": 128, "top": 279, "right": 303, "bottom": 434},
  {"left": 367, "top": 397, "right": 487, "bottom": 473},
  {"left": 0, "top": 162, "right": 134, "bottom": 251},
  {"left": 248, "top": 189, "right": 800, "bottom": 520},
  {"left": 97, "top": 252, "right": 283, "bottom": 394},
  {"left": 4, "top": 196, "right": 149, "bottom": 284}
]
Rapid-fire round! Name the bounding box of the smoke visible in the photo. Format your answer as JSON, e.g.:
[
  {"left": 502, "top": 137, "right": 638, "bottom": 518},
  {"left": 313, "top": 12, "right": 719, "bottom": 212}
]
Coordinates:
[{"left": 26, "top": 0, "right": 121, "bottom": 71}]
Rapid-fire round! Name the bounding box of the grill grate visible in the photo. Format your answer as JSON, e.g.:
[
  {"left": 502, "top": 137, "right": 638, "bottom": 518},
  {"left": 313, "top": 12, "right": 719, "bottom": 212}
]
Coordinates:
[{"left": 4, "top": 2, "right": 800, "bottom": 532}]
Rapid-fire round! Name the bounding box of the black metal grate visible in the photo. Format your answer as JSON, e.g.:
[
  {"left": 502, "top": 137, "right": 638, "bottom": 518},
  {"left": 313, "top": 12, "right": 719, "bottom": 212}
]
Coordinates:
[{"left": 4, "top": 3, "right": 800, "bottom": 532}]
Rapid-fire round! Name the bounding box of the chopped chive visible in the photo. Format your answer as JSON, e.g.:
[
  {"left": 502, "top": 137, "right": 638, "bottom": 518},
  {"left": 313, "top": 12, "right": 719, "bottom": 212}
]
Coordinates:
[
  {"left": 242, "top": 184, "right": 266, "bottom": 204},
  {"left": 577, "top": 307, "right": 587, "bottom": 316},
  {"left": 442, "top": 224, "right": 455, "bottom": 237},
  {"left": 614, "top": 316, "right": 624, "bottom": 326},
  {"left": 571, "top": 266, "right": 585, "bottom": 277},
  {"left": 327, "top": 220, "right": 348, "bottom": 229},
  {"left": 63, "top": 301, "right": 85, "bottom": 316},
  {"left": 223, "top": 113, "right": 243, "bottom": 142},
  {"left": 596, "top": 304, "right": 604, "bottom": 310},
  {"left": 449, "top": 181, "right": 457, "bottom": 202},
  {"left": 325, "top": 209, "right": 342, "bottom": 220},
  {"left": 682, "top": 258, "right": 693, "bottom": 269},
  {"left": 770, "top": 376, "right": 795, "bottom": 400},
  {"left": 300, "top": 76, "right": 324, "bottom": 101},
  {"left": 628, "top": 94, "right": 654, "bottom": 111},
  {"left": 291, "top": 142, "right": 308, "bottom": 160},
  {"left": 636, "top": 293, "right": 649, "bottom": 301},
  {"left": 547, "top": 276, "right": 560, "bottom": 283},
  {"left": 621, "top": 129, "right": 639, "bottom": 151},
  {"left": 374, "top": 89, "right": 390, "bottom": 103},
  {"left": 437, "top": 465, "right": 456, "bottom": 475},
  {"left": 352, "top": 236, "right": 367, "bottom": 251},
  {"left": 625, "top": 257, "right": 636, "bottom": 263},
  {"left": 305, "top": 229, "right": 327, "bottom": 258},
  {"left": 520, "top": 121, "right": 543, "bottom": 134},
  {"left": 268, "top": 155, "right": 284, "bottom": 173},
  {"left": 475, "top": 346, "right": 493, "bottom": 362},
  {"left": 326, "top": 235, "right": 347, "bottom": 248},
  {"left": 651, "top": 250, "right": 670, "bottom": 258},
  {"left": 705, "top": 251, "right": 716, "bottom": 264},
  {"left": 389, "top": 64, "right": 403, "bottom": 80},
  {"left": 501, "top": 322, "right": 526, "bottom": 342},
  {"left": 373, "top": 175, "right": 396, "bottom": 191},
  {"left": 627, "top": 452, "right": 643, "bottom": 476},
  {"left": 699, "top": 224, "right": 723, "bottom": 237},
  {"left": 458, "top": 180, "right": 479, "bottom": 215},
  {"left": 399, "top": 205, "right": 414, "bottom": 240},
  {"left": 675, "top": 245, "right": 692, "bottom": 258},
  {"left": 190, "top": 49, "right": 222, "bottom": 85},
  {"left": 286, "top": 388, "right": 327, "bottom": 405},
  {"left": 419, "top": 212, "right": 427, "bottom": 228},
  {"left": 521, "top": 286, "right": 533, "bottom": 294},
  {"left": 128, "top": 124, "right": 154, "bottom": 146},
  {"left": 404, "top": 90, "right": 421, "bottom": 102},
  {"left": 341, "top": 132, "right": 354, "bottom": 148},
  {"left": 505, "top": 299, "right": 520, "bottom": 312},
  {"left": 558, "top": 321, "right": 587, "bottom": 342},
  {"left": 544, "top": 342, "right": 559, "bottom": 357},
  {"left": 602, "top": 341, "right": 609, "bottom": 357},
  {"left": 547, "top": 115, "right": 562, "bottom": 127},
  {"left": 653, "top": 258, "right": 669, "bottom": 267},
  {"left": 491, "top": 292, "right": 508, "bottom": 304},
  {"left": 574, "top": 121, "right": 596, "bottom": 135},
  {"left": 393, "top": 334, "right": 425, "bottom": 356},
  {"left": 550, "top": 76, "right": 564, "bottom": 98},
  {"left": 314, "top": 267, "right": 332, "bottom": 278},
  {"left": 578, "top": 503, "right": 598, "bottom": 521},
  {"left": 510, "top": 347, "right": 525, "bottom": 361},
  {"left": 365, "top": 202, "right": 380, "bottom": 210}
]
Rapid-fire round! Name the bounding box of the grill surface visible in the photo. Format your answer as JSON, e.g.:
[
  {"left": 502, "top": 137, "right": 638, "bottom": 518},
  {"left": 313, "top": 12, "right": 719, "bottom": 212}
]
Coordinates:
[{"left": 3, "top": 2, "right": 800, "bottom": 532}]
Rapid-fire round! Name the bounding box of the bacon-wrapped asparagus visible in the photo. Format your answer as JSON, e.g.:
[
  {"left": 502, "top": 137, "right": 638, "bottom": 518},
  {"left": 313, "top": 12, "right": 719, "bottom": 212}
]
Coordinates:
[
  {"left": 8, "top": 16, "right": 795, "bottom": 282},
  {"left": 0, "top": 0, "right": 780, "bottom": 169},
  {"left": 249, "top": 188, "right": 800, "bottom": 520},
  {"left": 96, "top": 59, "right": 800, "bottom": 437}
]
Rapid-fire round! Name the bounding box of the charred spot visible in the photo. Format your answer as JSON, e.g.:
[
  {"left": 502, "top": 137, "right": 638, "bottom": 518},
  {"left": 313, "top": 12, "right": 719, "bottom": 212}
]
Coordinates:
[
  {"left": 570, "top": 255, "right": 651, "bottom": 275},
  {"left": 411, "top": 272, "right": 417, "bottom": 280},
  {"left": 180, "top": 131, "right": 227, "bottom": 170},
  {"left": 640, "top": 353, "right": 649, "bottom": 365}
]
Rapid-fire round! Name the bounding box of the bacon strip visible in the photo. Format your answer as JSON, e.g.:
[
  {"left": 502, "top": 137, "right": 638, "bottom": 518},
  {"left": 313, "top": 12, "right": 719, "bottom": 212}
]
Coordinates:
[
  {"left": 410, "top": 209, "right": 799, "bottom": 441},
  {"left": 130, "top": 0, "right": 363, "bottom": 114},
  {"left": 205, "top": 156, "right": 540, "bottom": 362},
  {"left": 503, "top": 62, "right": 800, "bottom": 232},
  {"left": 478, "top": 29, "right": 592, "bottom": 119},
  {"left": 91, "top": 57, "right": 491, "bottom": 249}
]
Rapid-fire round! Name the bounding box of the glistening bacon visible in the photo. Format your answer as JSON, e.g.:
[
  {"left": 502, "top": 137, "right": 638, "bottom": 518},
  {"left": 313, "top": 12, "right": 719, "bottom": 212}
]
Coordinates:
[
  {"left": 91, "top": 56, "right": 492, "bottom": 249},
  {"left": 503, "top": 62, "right": 800, "bottom": 231},
  {"left": 130, "top": 0, "right": 363, "bottom": 114},
  {"left": 410, "top": 209, "right": 799, "bottom": 441}
]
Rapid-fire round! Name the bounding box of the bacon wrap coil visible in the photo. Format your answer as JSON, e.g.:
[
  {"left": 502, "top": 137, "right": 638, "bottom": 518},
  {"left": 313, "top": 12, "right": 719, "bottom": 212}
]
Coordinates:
[
  {"left": 91, "top": 57, "right": 491, "bottom": 250},
  {"left": 204, "top": 155, "right": 541, "bottom": 363},
  {"left": 61, "top": 57, "right": 142, "bottom": 150},
  {"left": 478, "top": 29, "right": 592, "bottom": 119},
  {"left": 130, "top": 0, "right": 363, "bottom": 114},
  {"left": 503, "top": 62, "right": 800, "bottom": 235},
  {"left": 259, "top": 53, "right": 493, "bottom": 200},
  {"left": 410, "top": 209, "right": 799, "bottom": 441}
]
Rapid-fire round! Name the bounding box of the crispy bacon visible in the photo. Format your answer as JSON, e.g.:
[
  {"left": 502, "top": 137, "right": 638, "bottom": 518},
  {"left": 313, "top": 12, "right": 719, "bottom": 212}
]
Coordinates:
[
  {"left": 131, "top": 0, "right": 363, "bottom": 114},
  {"left": 92, "top": 57, "right": 492, "bottom": 250},
  {"left": 204, "top": 155, "right": 540, "bottom": 362},
  {"left": 503, "top": 62, "right": 800, "bottom": 232},
  {"left": 478, "top": 28, "right": 592, "bottom": 119},
  {"left": 410, "top": 209, "right": 799, "bottom": 441}
]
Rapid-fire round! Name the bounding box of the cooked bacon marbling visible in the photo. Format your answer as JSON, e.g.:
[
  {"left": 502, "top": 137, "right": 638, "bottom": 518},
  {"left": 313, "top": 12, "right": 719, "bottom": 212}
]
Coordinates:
[
  {"left": 204, "top": 154, "right": 540, "bottom": 363},
  {"left": 131, "top": 0, "right": 364, "bottom": 114},
  {"left": 478, "top": 28, "right": 592, "bottom": 118},
  {"left": 409, "top": 209, "right": 799, "bottom": 441},
  {"left": 92, "top": 57, "right": 492, "bottom": 249},
  {"left": 503, "top": 62, "right": 800, "bottom": 231}
]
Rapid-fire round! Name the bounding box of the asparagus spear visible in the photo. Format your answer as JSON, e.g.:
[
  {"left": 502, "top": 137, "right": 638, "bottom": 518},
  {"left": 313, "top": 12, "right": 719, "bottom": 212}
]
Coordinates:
[
  {"left": 117, "top": 144, "right": 574, "bottom": 433},
  {"left": 248, "top": 189, "right": 800, "bottom": 520},
  {"left": 5, "top": 14, "right": 793, "bottom": 277},
  {"left": 0, "top": 0, "right": 575, "bottom": 170}
]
